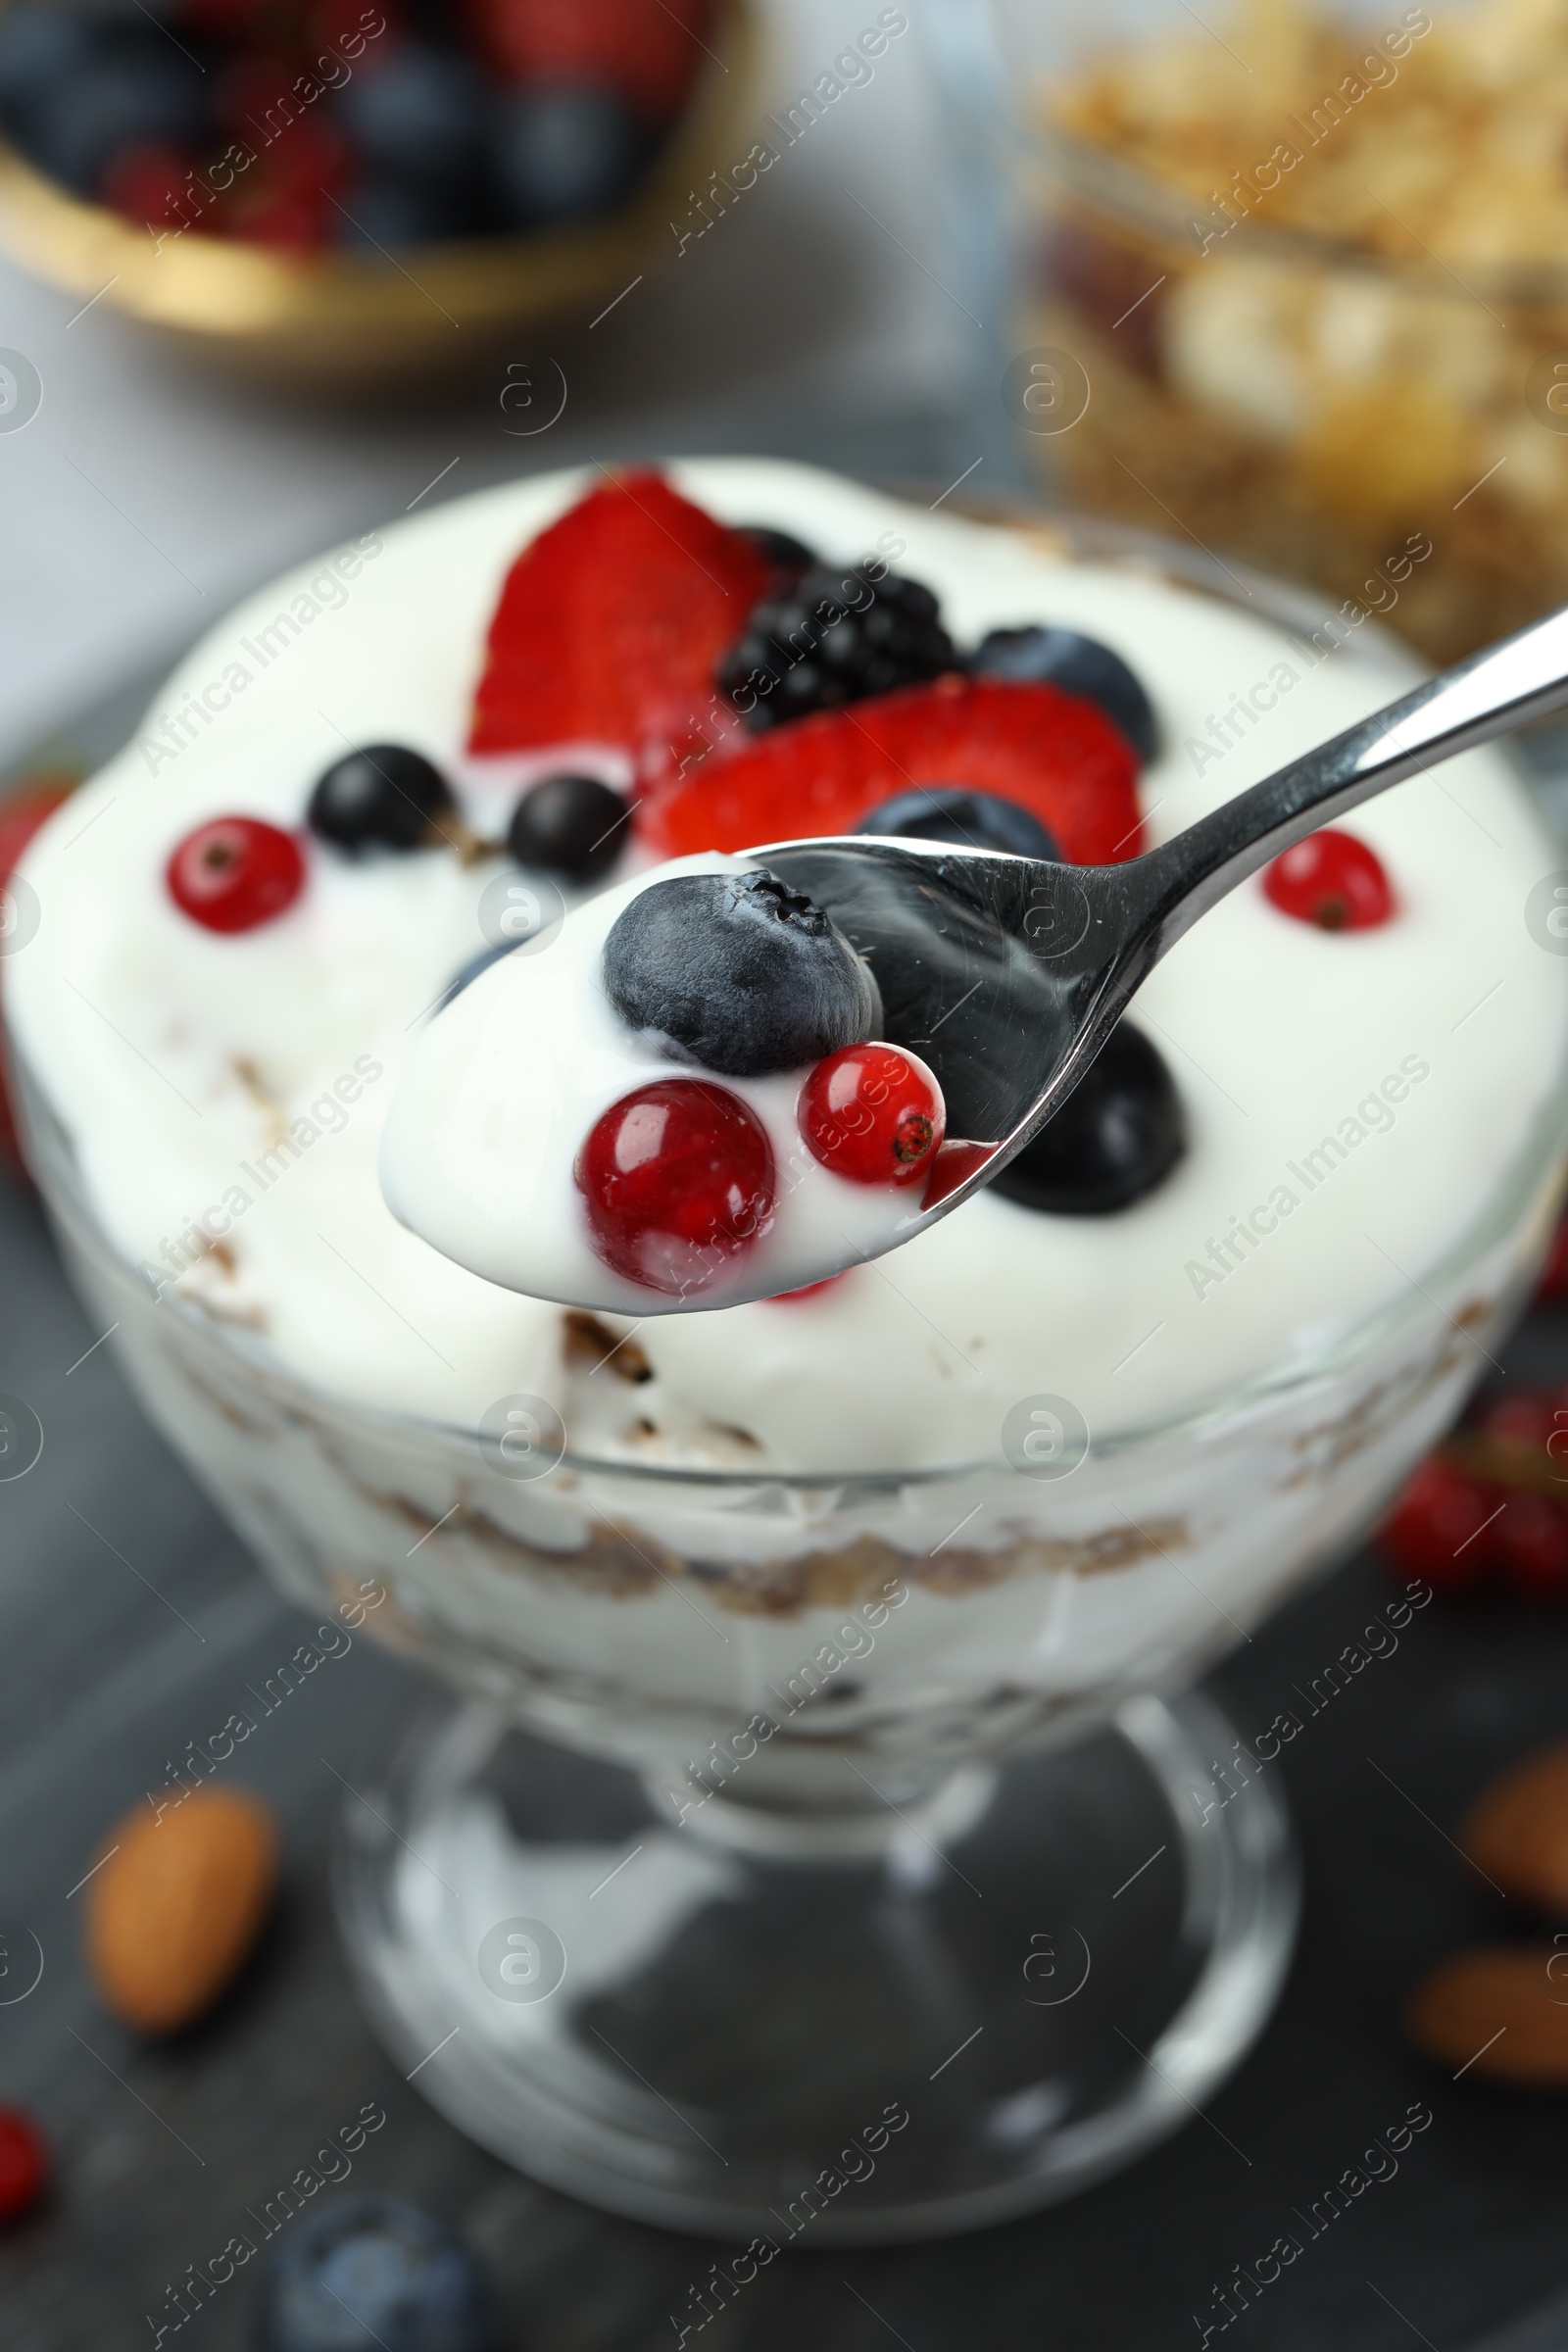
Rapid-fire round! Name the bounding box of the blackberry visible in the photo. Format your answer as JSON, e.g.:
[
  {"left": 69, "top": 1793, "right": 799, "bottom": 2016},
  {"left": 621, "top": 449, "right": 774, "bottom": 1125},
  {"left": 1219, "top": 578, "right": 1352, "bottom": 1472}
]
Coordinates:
[{"left": 717, "top": 564, "right": 956, "bottom": 733}]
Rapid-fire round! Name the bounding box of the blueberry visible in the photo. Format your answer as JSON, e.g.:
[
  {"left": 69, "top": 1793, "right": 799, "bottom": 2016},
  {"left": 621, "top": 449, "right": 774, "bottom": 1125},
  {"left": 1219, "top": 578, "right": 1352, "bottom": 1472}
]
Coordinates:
[
  {"left": 858, "top": 787, "right": 1059, "bottom": 862},
  {"left": 18, "top": 35, "right": 209, "bottom": 196},
  {"left": 334, "top": 45, "right": 490, "bottom": 192},
  {"left": 336, "top": 175, "right": 481, "bottom": 250},
  {"left": 991, "top": 1021, "right": 1185, "bottom": 1215},
  {"left": 970, "top": 626, "right": 1157, "bottom": 764},
  {"left": 738, "top": 525, "right": 816, "bottom": 580},
  {"left": 254, "top": 2192, "right": 498, "bottom": 2352},
  {"left": 489, "top": 81, "right": 649, "bottom": 228},
  {"left": 604, "top": 869, "right": 881, "bottom": 1079},
  {"left": 0, "top": 7, "right": 98, "bottom": 132},
  {"left": 505, "top": 773, "right": 625, "bottom": 882},
  {"left": 308, "top": 745, "right": 456, "bottom": 855}
]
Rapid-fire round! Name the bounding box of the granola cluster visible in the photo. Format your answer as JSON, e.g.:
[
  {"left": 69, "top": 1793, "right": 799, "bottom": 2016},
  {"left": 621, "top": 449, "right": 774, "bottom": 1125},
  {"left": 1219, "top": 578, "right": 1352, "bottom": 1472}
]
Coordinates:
[{"left": 1035, "top": 0, "right": 1568, "bottom": 661}]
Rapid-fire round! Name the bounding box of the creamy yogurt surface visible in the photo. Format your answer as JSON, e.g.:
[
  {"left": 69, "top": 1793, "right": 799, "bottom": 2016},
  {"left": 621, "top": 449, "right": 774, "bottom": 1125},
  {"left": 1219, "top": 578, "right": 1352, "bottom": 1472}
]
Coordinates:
[{"left": 9, "top": 459, "right": 1568, "bottom": 1470}]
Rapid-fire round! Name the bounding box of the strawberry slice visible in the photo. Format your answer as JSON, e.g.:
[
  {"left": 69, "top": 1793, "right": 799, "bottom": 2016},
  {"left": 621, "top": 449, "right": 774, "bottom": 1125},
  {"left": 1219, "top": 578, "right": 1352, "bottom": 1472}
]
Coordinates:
[
  {"left": 466, "top": 0, "right": 716, "bottom": 120},
  {"left": 468, "top": 470, "right": 767, "bottom": 762},
  {"left": 641, "top": 675, "right": 1145, "bottom": 866}
]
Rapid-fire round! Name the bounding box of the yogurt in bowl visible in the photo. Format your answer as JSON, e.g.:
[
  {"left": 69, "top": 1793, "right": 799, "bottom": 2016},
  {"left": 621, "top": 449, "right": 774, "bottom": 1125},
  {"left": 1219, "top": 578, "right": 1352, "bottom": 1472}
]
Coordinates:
[{"left": 6, "top": 458, "right": 1567, "bottom": 1750}]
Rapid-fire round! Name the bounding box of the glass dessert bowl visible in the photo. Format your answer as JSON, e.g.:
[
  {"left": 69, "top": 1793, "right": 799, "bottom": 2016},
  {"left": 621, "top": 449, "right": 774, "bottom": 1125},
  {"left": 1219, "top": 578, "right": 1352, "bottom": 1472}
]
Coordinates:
[{"left": 8, "top": 462, "right": 1568, "bottom": 2239}]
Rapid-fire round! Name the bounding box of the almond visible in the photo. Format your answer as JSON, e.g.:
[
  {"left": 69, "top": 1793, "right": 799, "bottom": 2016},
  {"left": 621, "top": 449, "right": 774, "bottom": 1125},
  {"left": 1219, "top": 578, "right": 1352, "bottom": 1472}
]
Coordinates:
[
  {"left": 1406, "top": 1947, "right": 1568, "bottom": 2084},
  {"left": 1459, "top": 1740, "right": 1568, "bottom": 1909},
  {"left": 84, "top": 1786, "right": 278, "bottom": 2035}
]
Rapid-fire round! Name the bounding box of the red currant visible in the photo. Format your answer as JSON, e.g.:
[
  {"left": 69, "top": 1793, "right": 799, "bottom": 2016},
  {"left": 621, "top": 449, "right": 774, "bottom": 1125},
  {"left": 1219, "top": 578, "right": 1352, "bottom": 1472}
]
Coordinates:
[
  {"left": 1377, "top": 1454, "right": 1503, "bottom": 1587},
  {"left": 0, "top": 2108, "right": 47, "bottom": 2223},
  {"left": 166, "top": 817, "right": 306, "bottom": 934},
  {"left": 798, "top": 1044, "right": 944, "bottom": 1188},
  {"left": 1263, "top": 829, "right": 1395, "bottom": 931},
  {"left": 575, "top": 1080, "right": 775, "bottom": 1296}
]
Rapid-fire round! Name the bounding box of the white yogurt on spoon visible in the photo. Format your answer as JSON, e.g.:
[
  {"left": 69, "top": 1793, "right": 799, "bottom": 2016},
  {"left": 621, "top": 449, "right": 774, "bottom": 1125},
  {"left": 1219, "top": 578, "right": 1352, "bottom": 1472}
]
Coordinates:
[{"left": 380, "top": 853, "right": 951, "bottom": 1313}]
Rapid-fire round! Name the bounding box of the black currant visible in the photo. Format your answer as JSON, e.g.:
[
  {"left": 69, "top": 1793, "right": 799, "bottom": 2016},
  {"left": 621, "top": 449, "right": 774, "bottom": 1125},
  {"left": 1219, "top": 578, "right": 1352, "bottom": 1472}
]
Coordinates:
[
  {"left": 307, "top": 745, "right": 456, "bottom": 855},
  {"left": 507, "top": 774, "right": 626, "bottom": 882}
]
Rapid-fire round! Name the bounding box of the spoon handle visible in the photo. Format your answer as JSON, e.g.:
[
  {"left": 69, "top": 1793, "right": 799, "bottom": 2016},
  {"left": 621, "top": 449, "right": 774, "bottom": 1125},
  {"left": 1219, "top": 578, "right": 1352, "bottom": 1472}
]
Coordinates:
[{"left": 1133, "top": 598, "right": 1568, "bottom": 955}]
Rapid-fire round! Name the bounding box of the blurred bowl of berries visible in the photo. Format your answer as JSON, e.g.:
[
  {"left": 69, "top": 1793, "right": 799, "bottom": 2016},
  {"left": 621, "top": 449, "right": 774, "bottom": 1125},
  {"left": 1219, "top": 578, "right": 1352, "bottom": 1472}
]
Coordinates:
[{"left": 0, "top": 0, "right": 759, "bottom": 390}]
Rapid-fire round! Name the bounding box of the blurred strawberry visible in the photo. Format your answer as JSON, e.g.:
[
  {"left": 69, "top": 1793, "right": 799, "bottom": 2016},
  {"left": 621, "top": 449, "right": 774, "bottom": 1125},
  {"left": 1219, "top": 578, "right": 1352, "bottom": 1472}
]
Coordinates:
[
  {"left": 641, "top": 676, "right": 1145, "bottom": 869},
  {"left": 466, "top": 0, "right": 715, "bottom": 120},
  {"left": 469, "top": 470, "right": 767, "bottom": 761}
]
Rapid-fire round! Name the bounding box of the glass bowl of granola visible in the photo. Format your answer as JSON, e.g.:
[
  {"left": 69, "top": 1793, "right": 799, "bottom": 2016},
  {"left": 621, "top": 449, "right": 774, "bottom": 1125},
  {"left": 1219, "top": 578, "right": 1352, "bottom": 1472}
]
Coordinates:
[{"left": 999, "top": 0, "right": 1568, "bottom": 665}]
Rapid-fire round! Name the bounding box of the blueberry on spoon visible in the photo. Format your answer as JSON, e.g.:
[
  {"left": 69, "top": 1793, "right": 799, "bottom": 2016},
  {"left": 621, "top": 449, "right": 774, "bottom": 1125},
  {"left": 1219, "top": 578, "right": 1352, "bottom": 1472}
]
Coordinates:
[
  {"left": 991, "top": 1021, "right": 1185, "bottom": 1215},
  {"left": 604, "top": 869, "right": 881, "bottom": 1078}
]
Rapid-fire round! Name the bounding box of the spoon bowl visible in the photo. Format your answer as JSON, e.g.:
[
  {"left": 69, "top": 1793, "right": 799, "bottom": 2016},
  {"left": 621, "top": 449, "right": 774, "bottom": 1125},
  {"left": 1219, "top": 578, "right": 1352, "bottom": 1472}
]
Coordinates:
[{"left": 759, "top": 591, "right": 1568, "bottom": 1252}]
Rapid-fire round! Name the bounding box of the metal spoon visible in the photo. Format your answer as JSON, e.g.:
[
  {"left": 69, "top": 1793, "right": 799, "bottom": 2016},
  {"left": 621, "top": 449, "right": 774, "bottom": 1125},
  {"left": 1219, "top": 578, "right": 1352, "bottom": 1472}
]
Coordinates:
[{"left": 757, "top": 596, "right": 1568, "bottom": 1249}]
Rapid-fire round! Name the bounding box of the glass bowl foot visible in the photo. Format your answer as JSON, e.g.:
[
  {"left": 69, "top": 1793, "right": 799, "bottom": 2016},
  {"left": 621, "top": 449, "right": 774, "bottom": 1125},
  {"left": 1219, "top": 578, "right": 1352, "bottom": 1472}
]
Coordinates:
[{"left": 332, "top": 1686, "right": 1298, "bottom": 2242}]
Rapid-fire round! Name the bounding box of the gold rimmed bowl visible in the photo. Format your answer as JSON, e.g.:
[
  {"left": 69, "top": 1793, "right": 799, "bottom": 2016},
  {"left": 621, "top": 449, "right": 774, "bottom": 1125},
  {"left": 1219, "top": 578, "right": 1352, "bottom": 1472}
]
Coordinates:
[{"left": 0, "top": 0, "right": 761, "bottom": 392}]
